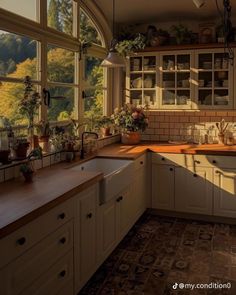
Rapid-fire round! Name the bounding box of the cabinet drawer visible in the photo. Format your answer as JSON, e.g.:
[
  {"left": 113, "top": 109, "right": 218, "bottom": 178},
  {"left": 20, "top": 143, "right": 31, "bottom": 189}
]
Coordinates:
[
  {"left": 134, "top": 154, "right": 147, "bottom": 171},
  {"left": 206, "top": 155, "right": 236, "bottom": 169},
  {"left": 2, "top": 221, "right": 73, "bottom": 295},
  {"left": 20, "top": 252, "right": 73, "bottom": 295},
  {"left": 152, "top": 152, "right": 187, "bottom": 167},
  {"left": 0, "top": 198, "right": 74, "bottom": 268}
]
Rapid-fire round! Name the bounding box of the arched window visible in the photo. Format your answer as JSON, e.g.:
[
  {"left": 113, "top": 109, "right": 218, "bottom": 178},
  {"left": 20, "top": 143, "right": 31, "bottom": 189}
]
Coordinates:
[{"left": 0, "top": 0, "right": 109, "bottom": 128}]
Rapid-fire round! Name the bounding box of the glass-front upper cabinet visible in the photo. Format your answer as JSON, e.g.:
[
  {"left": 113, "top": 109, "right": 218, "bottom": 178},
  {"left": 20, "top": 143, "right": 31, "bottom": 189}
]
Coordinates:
[
  {"left": 127, "top": 55, "right": 157, "bottom": 108},
  {"left": 194, "top": 50, "right": 233, "bottom": 109},
  {"left": 159, "top": 52, "right": 193, "bottom": 109}
]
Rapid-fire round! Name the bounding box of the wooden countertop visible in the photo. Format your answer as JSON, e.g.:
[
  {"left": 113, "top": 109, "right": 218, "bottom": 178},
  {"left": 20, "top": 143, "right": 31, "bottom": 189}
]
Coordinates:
[
  {"left": 0, "top": 163, "right": 103, "bottom": 238},
  {"left": 1, "top": 141, "right": 236, "bottom": 239},
  {"left": 97, "top": 142, "right": 236, "bottom": 158}
]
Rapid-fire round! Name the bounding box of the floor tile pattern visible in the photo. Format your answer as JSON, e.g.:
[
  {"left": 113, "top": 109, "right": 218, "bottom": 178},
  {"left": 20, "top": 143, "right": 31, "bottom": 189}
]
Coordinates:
[{"left": 79, "top": 213, "right": 236, "bottom": 294}]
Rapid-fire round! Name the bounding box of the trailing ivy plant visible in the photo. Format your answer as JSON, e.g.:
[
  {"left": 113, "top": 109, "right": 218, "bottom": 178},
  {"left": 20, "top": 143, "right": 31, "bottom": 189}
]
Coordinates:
[{"left": 115, "top": 34, "right": 146, "bottom": 57}]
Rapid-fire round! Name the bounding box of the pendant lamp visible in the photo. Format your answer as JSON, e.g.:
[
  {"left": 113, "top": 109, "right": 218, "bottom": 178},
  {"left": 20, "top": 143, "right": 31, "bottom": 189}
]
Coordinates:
[{"left": 101, "top": 0, "right": 125, "bottom": 67}]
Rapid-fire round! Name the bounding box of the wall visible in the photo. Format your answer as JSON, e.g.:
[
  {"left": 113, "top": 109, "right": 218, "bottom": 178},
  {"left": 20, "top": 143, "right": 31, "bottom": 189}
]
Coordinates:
[{"left": 142, "top": 110, "right": 236, "bottom": 143}]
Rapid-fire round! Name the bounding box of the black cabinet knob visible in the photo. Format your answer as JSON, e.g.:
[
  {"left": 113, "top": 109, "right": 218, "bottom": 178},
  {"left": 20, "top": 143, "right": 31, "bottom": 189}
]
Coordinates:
[
  {"left": 17, "top": 237, "right": 26, "bottom": 246},
  {"left": 116, "top": 196, "right": 123, "bottom": 202},
  {"left": 169, "top": 168, "right": 173, "bottom": 171},
  {"left": 120, "top": 196, "right": 123, "bottom": 201},
  {"left": 213, "top": 160, "right": 217, "bottom": 164},
  {"left": 59, "top": 270, "right": 66, "bottom": 277},
  {"left": 161, "top": 157, "right": 165, "bottom": 161},
  {"left": 140, "top": 161, "right": 143, "bottom": 165},
  {"left": 193, "top": 173, "right": 198, "bottom": 177},
  {"left": 87, "top": 213, "right": 92, "bottom": 219},
  {"left": 60, "top": 237, "right": 66, "bottom": 244},
  {"left": 58, "top": 213, "right": 65, "bottom": 220}
]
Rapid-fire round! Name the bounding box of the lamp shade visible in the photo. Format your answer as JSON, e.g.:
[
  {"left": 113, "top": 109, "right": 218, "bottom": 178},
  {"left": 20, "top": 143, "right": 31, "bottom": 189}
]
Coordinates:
[{"left": 101, "top": 50, "right": 125, "bottom": 68}]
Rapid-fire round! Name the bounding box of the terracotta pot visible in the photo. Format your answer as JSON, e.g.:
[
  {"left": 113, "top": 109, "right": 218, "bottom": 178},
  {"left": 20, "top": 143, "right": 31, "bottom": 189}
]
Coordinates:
[
  {"left": 100, "top": 127, "right": 111, "bottom": 137},
  {"left": 23, "top": 171, "right": 34, "bottom": 183},
  {"left": 39, "top": 135, "right": 50, "bottom": 153},
  {"left": 121, "top": 132, "right": 141, "bottom": 145}
]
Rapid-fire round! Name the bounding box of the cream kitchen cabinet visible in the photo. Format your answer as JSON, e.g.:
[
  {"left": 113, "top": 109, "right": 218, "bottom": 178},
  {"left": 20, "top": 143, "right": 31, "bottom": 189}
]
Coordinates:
[
  {"left": 175, "top": 166, "right": 213, "bottom": 215},
  {"left": 97, "top": 184, "right": 133, "bottom": 263},
  {"left": 213, "top": 168, "right": 236, "bottom": 218},
  {"left": 152, "top": 163, "right": 175, "bottom": 210},
  {"left": 126, "top": 47, "right": 235, "bottom": 110},
  {"left": 151, "top": 153, "right": 213, "bottom": 215},
  {"left": 74, "top": 184, "right": 99, "bottom": 293},
  {"left": 0, "top": 197, "right": 74, "bottom": 295}
]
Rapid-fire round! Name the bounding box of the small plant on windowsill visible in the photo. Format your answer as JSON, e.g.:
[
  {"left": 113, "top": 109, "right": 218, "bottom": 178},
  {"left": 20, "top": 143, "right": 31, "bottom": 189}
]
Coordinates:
[
  {"left": 95, "top": 116, "right": 113, "bottom": 137},
  {"left": 20, "top": 147, "right": 42, "bottom": 183}
]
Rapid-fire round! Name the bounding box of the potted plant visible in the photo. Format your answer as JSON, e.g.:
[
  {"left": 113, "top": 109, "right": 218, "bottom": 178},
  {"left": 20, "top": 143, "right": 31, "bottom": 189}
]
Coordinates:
[
  {"left": 37, "top": 120, "right": 50, "bottom": 153},
  {"left": 19, "top": 76, "right": 41, "bottom": 148},
  {"left": 96, "top": 116, "right": 113, "bottom": 137},
  {"left": 115, "top": 33, "right": 146, "bottom": 56},
  {"left": 146, "top": 26, "right": 170, "bottom": 47},
  {"left": 13, "top": 137, "right": 30, "bottom": 159},
  {"left": 20, "top": 147, "right": 42, "bottom": 182},
  {"left": 111, "top": 104, "right": 148, "bottom": 145},
  {"left": 171, "top": 24, "right": 193, "bottom": 45}
]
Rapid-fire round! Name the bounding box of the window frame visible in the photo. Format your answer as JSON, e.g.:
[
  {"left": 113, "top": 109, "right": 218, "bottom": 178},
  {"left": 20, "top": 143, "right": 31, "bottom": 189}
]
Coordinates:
[{"left": 0, "top": 0, "right": 109, "bottom": 128}]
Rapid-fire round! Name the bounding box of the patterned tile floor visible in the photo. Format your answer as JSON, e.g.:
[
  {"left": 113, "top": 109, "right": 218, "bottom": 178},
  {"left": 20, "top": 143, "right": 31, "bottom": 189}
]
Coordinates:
[{"left": 79, "top": 213, "right": 236, "bottom": 295}]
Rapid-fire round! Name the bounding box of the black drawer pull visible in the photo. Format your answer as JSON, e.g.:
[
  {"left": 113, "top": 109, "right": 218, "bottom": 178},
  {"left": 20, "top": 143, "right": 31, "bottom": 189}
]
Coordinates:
[
  {"left": 58, "top": 213, "right": 65, "bottom": 220},
  {"left": 140, "top": 161, "right": 143, "bottom": 165},
  {"left": 87, "top": 213, "right": 92, "bottom": 219},
  {"left": 213, "top": 160, "right": 217, "bottom": 164},
  {"left": 60, "top": 237, "right": 66, "bottom": 244},
  {"left": 116, "top": 196, "right": 123, "bottom": 202},
  {"left": 59, "top": 270, "right": 66, "bottom": 277},
  {"left": 193, "top": 173, "right": 198, "bottom": 177},
  {"left": 194, "top": 160, "right": 200, "bottom": 164},
  {"left": 169, "top": 168, "right": 173, "bottom": 171},
  {"left": 17, "top": 237, "right": 26, "bottom": 246},
  {"left": 161, "top": 157, "right": 165, "bottom": 161}
]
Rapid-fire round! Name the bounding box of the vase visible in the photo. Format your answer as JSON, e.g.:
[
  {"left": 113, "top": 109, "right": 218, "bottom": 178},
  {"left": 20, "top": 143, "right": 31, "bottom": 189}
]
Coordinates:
[
  {"left": 121, "top": 132, "right": 141, "bottom": 145},
  {"left": 100, "top": 127, "right": 111, "bottom": 137},
  {"left": 218, "top": 133, "right": 225, "bottom": 145}
]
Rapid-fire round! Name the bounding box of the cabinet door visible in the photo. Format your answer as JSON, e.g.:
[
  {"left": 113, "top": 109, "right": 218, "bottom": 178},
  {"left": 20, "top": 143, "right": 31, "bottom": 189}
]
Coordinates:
[
  {"left": 133, "top": 167, "right": 147, "bottom": 217},
  {"left": 97, "top": 198, "right": 117, "bottom": 263},
  {"left": 116, "top": 186, "right": 133, "bottom": 240},
  {"left": 175, "top": 167, "right": 213, "bottom": 215},
  {"left": 75, "top": 185, "right": 98, "bottom": 291},
  {"left": 214, "top": 168, "right": 236, "bottom": 218},
  {"left": 152, "top": 164, "right": 175, "bottom": 210}
]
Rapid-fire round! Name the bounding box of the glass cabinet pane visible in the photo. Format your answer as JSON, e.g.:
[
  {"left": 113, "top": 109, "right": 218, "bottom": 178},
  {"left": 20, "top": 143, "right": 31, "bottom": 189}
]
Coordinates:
[
  {"left": 143, "top": 56, "right": 156, "bottom": 71},
  {"left": 162, "top": 90, "right": 175, "bottom": 105},
  {"left": 177, "top": 73, "right": 190, "bottom": 88},
  {"left": 199, "top": 54, "right": 212, "bottom": 69},
  {"left": 130, "top": 57, "right": 142, "bottom": 71},
  {"left": 130, "top": 90, "right": 142, "bottom": 106},
  {"left": 130, "top": 74, "right": 142, "bottom": 88},
  {"left": 198, "top": 90, "right": 212, "bottom": 105},
  {"left": 177, "top": 55, "right": 190, "bottom": 70},
  {"left": 163, "top": 55, "right": 175, "bottom": 70},
  {"left": 214, "top": 90, "right": 229, "bottom": 106},
  {"left": 143, "top": 74, "right": 156, "bottom": 88},
  {"left": 144, "top": 90, "right": 156, "bottom": 106}
]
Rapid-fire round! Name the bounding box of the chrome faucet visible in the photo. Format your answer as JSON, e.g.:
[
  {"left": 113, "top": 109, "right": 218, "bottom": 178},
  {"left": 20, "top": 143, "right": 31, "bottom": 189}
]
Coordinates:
[{"left": 80, "top": 131, "right": 99, "bottom": 159}]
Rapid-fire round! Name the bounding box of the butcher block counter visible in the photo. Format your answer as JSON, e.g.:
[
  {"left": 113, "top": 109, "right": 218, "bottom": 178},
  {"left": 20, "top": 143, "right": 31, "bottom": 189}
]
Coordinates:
[
  {"left": 97, "top": 142, "right": 236, "bottom": 159},
  {"left": 1, "top": 141, "right": 236, "bottom": 238}
]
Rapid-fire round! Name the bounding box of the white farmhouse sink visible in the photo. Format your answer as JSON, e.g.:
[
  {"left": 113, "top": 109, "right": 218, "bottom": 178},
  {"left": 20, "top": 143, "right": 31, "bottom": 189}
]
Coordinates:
[{"left": 70, "top": 158, "right": 134, "bottom": 204}]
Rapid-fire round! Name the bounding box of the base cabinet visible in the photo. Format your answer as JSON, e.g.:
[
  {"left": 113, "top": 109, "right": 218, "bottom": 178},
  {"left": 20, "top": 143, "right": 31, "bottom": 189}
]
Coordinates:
[
  {"left": 74, "top": 184, "right": 99, "bottom": 294},
  {"left": 152, "top": 164, "right": 175, "bottom": 210},
  {"left": 214, "top": 168, "right": 236, "bottom": 218},
  {"left": 175, "top": 166, "right": 213, "bottom": 215}
]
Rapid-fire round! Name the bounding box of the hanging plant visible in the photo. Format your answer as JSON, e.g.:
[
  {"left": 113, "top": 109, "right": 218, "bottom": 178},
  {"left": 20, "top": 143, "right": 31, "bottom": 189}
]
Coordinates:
[{"left": 115, "top": 34, "right": 146, "bottom": 56}]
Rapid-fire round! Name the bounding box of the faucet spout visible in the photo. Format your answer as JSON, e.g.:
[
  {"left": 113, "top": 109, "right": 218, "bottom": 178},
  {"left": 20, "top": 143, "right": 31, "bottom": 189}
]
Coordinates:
[{"left": 80, "top": 131, "right": 99, "bottom": 159}]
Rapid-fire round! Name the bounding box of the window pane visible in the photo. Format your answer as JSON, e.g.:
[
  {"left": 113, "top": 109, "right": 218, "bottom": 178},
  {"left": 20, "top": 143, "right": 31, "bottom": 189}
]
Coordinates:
[
  {"left": 0, "top": 81, "right": 39, "bottom": 125},
  {"left": 0, "top": 30, "right": 38, "bottom": 79},
  {"left": 80, "top": 9, "right": 102, "bottom": 46},
  {"left": 48, "top": 86, "right": 74, "bottom": 121},
  {"left": 0, "top": 0, "right": 38, "bottom": 22},
  {"left": 84, "top": 57, "right": 104, "bottom": 118},
  {"left": 47, "top": 45, "right": 75, "bottom": 83},
  {"left": 47, "top": 0, "right": 73, "bottom": 36}
]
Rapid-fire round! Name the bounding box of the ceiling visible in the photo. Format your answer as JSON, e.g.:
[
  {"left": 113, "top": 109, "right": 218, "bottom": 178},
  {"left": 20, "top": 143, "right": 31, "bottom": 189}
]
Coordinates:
[{"left": 94, "top": 0, "right": 236, "bottom": 25}]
